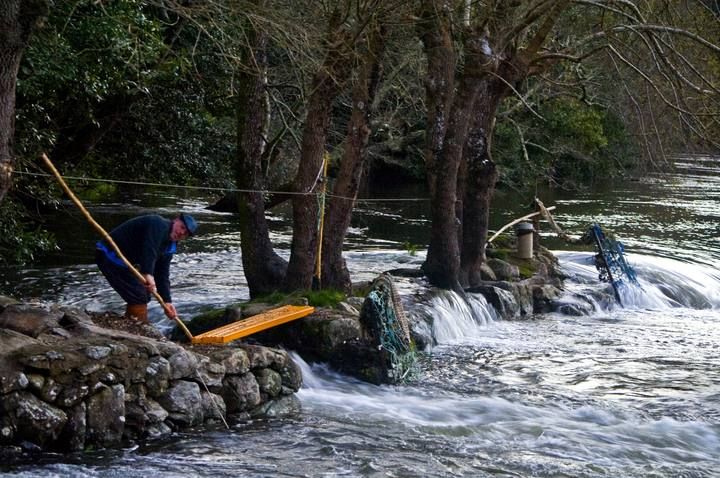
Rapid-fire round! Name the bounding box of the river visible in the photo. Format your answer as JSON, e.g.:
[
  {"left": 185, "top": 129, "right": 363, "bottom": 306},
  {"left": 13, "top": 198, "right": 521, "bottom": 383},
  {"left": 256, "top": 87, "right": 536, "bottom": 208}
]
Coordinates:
[{"left": 1, "top": 156, "right": 719, "bottom": 477}]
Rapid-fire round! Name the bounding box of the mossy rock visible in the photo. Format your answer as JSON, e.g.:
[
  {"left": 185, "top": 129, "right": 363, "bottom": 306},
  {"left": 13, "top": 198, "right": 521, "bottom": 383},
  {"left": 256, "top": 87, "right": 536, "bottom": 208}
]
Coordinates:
[
  {"left": 170, "top": 305, "right": 240, "bottom": 342},
  {"left": 251, "top": 289, "right": 346, "bottom": 308}
]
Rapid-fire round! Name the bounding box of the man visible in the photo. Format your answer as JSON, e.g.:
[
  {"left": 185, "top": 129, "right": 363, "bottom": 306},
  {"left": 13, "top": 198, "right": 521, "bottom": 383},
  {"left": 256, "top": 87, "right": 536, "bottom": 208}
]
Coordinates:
[{"left": 95, "top": 213, "right": 198, "bottom": 323}]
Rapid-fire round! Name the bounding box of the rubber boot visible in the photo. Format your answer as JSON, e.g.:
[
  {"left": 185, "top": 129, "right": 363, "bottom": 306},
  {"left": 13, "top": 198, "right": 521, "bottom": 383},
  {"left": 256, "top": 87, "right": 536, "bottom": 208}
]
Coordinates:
[{"left": 125, "top": 304, "right": 148, "bottom": 323}]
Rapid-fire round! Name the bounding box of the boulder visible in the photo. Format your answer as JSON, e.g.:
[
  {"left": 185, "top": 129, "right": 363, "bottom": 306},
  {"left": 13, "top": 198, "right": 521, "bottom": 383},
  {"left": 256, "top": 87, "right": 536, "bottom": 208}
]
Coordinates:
[
  {"left": 487, "top": 258, "right": 520, "bottom": 281},
  {"left": 158, "top": 380, "right": 204, "bottom": 427},
  {"left": 2, "top": 391, "right": 67, "bottom": 446},
  {"left": 167, "top": 349, "right": 200, "bottom": 380},
  {"left": 0, "top": 363, "right": 28, "bottom": 395},
  {"left": 200, "top": 391, "right": 227, "bottom": 422},
  {"left": 0, "top": 295, "right": 19, "bottom": 312},
  {"left": 250, "top": 395, "right": 301, "bottom": 419},
  {"left": 197, "top": 358, "right": 225, "bottom": 391},
  {"left": 221, "top": 373, "right": 261, "bottom": 413},
  {"left": 145, "top": 356, "right": 172, "bottom": 397},
  {"left": 0, "top": 305, "right": 63, "bottom": 338},
  {"left": 254, "top": 368, "right": 282, "bottom": 398},
  {"left": 276, "top": 356, "right": 303, "bottom": 393},
  {"left": 58, "top": 402, "right": 86, "bottom": 452},
  {"left": 204, "top": 348, "right": 250, "bottom": 375},
  {"left": 86, "top": 384, "right": 125, "bottom": 448},
  {"left": 243, "top": 344, "right": 287, "bottom": 370}
]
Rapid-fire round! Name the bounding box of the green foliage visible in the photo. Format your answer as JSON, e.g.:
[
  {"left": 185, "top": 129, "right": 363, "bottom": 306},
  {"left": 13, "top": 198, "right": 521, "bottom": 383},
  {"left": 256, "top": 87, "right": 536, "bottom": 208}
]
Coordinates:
[
  {"left": 403, "top": 241, "right": 418, "bottom": 256},
  {"left": 486, "top": 246, "right": 510, "bottom": 261},
  {"left": 16, "top": 0, "right": 234, "bottom": 187},
  {"left": 250, "top": 292, "right": 288, "bottom": 305},
  {"left": 495, "top": 97, "right": 637, "bottom": 189},
  {"left": 304, "top": 289, "right": 346, "bottom": 307},
  {"left": 250, "top": 289, "right": 347, "bottom": 308},
  {"left": 0, "top": 199, "right": 57, "bottom": 266}
]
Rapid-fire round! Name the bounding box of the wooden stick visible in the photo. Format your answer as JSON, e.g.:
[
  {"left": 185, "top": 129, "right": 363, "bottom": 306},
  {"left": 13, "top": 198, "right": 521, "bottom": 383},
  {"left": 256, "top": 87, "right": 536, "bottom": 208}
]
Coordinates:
[
  {"left": 487, "top": 206, "right": 556, "bottom": 244},
  {"left": 313, "top": 152, "right": 329, "bottom": 288},
  {"left": 41, "top": 153, "right": 195, "bottom": 342}
]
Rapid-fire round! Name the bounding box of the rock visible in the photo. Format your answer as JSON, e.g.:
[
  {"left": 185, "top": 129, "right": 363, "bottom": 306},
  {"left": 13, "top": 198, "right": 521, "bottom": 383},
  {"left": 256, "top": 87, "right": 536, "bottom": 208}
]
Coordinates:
[
  {"left": 26, "top": 374, "right": 44, "bottom": 393},
  {"left": 467, "top": 283, "right": 520, "bottom": 318},
  {"left": 197, "top": 358, "right": 225, "bottom": 391},
  {"left": 57, "top": 384, "right": 90, "bottom": 408},
  {"left": 40, "top": 378, "right": 63, "bottom": 403},
  {"left": 0, "top": 304, "right": 63, "bottom": 338},
  {"left": 0, "top": 295, "right": 20, "bottom": 313},
  {"left": 200, "top": 391, "right": 227, "bottom": 422},
  {"left": 0, "top": 329, "right": 40, "bottom": 354},
  {"left": 254, "top": 368, "right": 282, "bottom": 397},
  {"left": 479, "top": 263, "right": 497, "bottom": 281},
  {"left": 204, "top": 348, "right": 250, "bottom": 375},
  {"left": 84, "top": 345, "right": 112, "bottom": 360},
  {"left": 487, "top": 259, "right": 520, "bottom": 281},
  {"left": 345, "top": 296, "right": 365, "bottom": 310},
  {"left": 145, "top": 356, "right": 172, "bottom": 397},
  {"left": 125, "top": 398, "right": 169, "bottom": 436},
  {"left": 221, "top": 373, "right": 261, "bottom": 413},
  {"left": 56, "top": 306, "right": 94, "bottom": 327},
  {"left": 146, "top": 422, "right": 172, "bottom": 439},
  {"left": 243, "top": 345, "right": 287, "bottom": 370},
  {"left": 1, "top": 423, "right": 13, "bottom": 444},
  {"left": 2, "top": 391, "right": 67, "bottom": 446},
  {"left": 276, "top": 357, "right": 303, "bottom": 393},
  {"left": 158, "top": 380, "right": 204, "bottom": 427},
  {"left": 144, "top": 398, "right": 169, "bottom": 424},
  {"left": 86, "top": 384, "right": 125, "bottom": 448},
  {"left": 58, "top": 402, "right": 86, "bottom": 452},
  {"left": 0, "top": 365, "right": 28, "bottom": 394},
  {"left": 168, "top": 350, "right": 199, "bottom": 380},
  {"left": 532, "top": 284, "right": 563, "bottom": 313},
  {"left": 336, "top": 302, "right": 359, "bottom": 316},
  {"left": 250, "top": 395, "right": 301, "bottom": 418}
]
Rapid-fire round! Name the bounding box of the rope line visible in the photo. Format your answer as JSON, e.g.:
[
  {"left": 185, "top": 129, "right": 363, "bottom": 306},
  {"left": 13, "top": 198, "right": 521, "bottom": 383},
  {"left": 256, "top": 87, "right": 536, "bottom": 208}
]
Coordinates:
[{"left": 14, "top": 170, "right": 431, "bottom": 204}]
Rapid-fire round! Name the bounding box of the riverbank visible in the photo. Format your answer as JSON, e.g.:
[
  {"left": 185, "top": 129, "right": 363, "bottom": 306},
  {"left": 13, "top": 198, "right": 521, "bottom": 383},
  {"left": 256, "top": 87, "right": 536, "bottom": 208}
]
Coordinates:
[
  {"left": 0, "top": 243, "right": 569, "bottom": 454},
  {"left": 0, "top": 299, "right": 302, "bottom": 454}
]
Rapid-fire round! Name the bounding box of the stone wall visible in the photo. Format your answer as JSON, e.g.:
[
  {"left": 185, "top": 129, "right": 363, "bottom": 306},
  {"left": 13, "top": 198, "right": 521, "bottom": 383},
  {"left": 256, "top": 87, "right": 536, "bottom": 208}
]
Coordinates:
[{"left": 0, "top": 301, "right": 302, "bottom": 452}]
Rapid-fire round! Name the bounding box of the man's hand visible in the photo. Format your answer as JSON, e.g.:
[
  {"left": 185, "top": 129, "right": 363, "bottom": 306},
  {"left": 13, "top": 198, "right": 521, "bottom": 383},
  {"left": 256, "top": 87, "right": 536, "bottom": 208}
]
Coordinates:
[
  {"left": 143, "top": 274, "right": 157, "bottom": 293},
  {"left": 163, "top": 303, "right": 178, "bottom": 319}
]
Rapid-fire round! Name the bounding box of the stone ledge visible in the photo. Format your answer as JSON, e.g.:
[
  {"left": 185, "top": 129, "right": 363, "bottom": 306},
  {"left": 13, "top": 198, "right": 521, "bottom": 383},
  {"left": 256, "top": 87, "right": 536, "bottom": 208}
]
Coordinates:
[{"left": 0, "top": 302, "right": 302, "bottom": 452}]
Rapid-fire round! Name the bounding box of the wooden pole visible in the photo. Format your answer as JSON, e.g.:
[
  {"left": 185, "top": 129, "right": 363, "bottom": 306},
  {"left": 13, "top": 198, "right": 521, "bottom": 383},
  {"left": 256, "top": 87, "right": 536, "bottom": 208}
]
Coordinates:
[
  {"left": 313, "top": 152, "right": 329, "bottom": 289},
  {"left": 41, "top": 153, "right": 195, "bottom": 342}
]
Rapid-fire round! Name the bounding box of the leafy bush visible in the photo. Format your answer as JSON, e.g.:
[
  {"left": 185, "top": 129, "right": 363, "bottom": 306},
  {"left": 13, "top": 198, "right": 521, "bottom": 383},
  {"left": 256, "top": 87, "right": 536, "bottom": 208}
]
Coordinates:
[{"left": 0, "top": 199, "right": 56, "bottom": 266}]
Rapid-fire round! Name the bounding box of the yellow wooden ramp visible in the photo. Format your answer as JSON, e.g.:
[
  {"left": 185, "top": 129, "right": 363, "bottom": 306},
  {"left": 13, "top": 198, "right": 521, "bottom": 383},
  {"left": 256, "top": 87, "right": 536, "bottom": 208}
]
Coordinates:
[{"left": 191, "top": 305, "right": 315, "bottom": 345}]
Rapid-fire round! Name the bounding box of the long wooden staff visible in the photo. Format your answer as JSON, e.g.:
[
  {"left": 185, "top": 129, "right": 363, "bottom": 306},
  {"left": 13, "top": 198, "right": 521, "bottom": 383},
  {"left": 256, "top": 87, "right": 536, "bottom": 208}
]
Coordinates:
[{"left": 41, "top": 153, "right": 194, "bottom": 341}]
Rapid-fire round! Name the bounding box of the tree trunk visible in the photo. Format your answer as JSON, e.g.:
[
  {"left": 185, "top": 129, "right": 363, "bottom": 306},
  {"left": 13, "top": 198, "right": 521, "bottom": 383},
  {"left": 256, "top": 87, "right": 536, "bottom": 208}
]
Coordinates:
[
  {"left": 0, "top": 0, "right": 46, "bottom": 203},
  {"left": 422, "top": 72, "right": 482, "bottom": 290},
  {"left": 460, "top": 82, "right": 502, "bottom": 287},
  {"left": 417, "top": 0, "right": 455, "bottom": 199},
  {"left": 322, "top": 25, "right": 386, "bottom": 293},
  {"left": 235, "top": 7, "right": 287, "bottom": 297},
  {"left": 422, "top": 26, "right": 490, "bottom": 291},
  {"left": 284, "top": 25, "right": 353, "bottom": 292}
]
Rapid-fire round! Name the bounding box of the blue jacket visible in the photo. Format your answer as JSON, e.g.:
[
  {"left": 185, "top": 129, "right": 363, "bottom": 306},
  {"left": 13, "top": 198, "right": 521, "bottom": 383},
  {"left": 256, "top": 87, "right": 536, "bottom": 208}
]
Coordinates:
[{"left": 97, "top": 215, "right": 176, "bottom": 302}]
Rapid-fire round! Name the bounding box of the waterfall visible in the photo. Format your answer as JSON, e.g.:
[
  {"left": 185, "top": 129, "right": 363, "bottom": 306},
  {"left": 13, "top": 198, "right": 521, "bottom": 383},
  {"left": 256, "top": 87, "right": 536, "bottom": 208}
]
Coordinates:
[
  {"left": 556, "top": 251, "right": 720, "bottom": 312},
  {"left": 411, "top": 289, "right": 497, "bottom": 345}
]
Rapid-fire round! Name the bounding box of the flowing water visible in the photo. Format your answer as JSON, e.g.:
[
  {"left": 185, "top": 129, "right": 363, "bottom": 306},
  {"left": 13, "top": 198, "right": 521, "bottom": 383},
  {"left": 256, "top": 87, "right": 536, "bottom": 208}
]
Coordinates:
[{"left": 2, "top": 156, "right": 720, "bottom": 477}]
